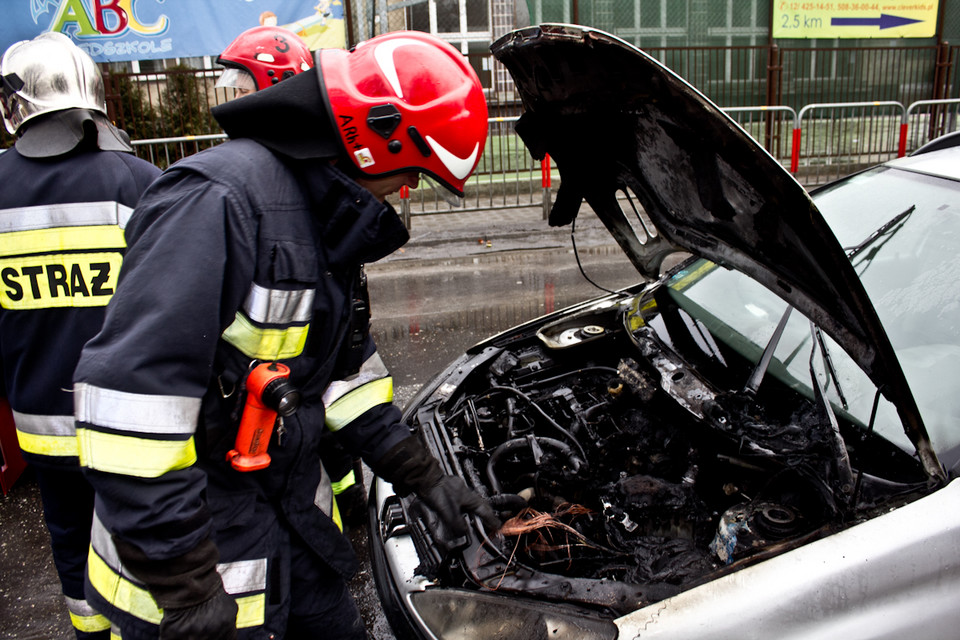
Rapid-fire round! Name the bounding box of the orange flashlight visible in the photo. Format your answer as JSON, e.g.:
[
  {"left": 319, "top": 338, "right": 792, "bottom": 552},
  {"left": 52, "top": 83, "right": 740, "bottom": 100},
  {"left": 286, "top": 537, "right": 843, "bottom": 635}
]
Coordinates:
[{"left": 226, "top": 362, "right": 300, "bottom": 472}]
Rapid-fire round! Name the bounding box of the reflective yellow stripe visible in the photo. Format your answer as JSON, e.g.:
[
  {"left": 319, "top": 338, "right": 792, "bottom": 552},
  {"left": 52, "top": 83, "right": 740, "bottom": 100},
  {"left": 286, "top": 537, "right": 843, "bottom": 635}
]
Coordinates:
[
  {"left": 0, "top": 224, "right": 125, "bottom": 256},
  {"left": 16, "top": 429, "right": 79, "bottom": 457},
  {"left": 87, "top": 547, "right": 163, "bottom": 624},
  {"left": 77, "top": 428, "right": 196, "bottom": 477},
  {"left": 331, "top": 469, "right": 357, "bottom": 495},
  {"left": 236, "top": 593, "right": 265, "bottom": 629},
  {"left": 331, "top": 491, "right": 343, "bottom": 533},
  {"left": 221, "top": 312, "right": 309, "bottom": 360},
  {"left": 322, "top": 352, "right": 390, "bottom": 407},
  {"left": 65, "top": 595, "right": 112, "bottom": 633},
  {"left": 89, "top": 548, "right": 262, "bottom": 629},
  {"left": 324, "top": 377, "right": 393, "bottom": 431},
  {"left": 111, "top": 630, "right": 122, "bottom": 640},
  {"left": 69, "top": 610, "right": 111, "bottom": 633},
  {"left": 0, "top": 251, "right": 123, "bottom": 310}
]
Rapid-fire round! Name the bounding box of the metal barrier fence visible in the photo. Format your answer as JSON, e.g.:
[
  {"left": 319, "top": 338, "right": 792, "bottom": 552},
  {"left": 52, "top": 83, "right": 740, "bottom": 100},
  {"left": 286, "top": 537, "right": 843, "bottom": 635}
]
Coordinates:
[
  {"left": 131, "top": 133, "right": 226, "bottom": 167},
  {"left": 794, "top": 101, "right": 905, "bottom": 186},
  {"left": 397, "top": 116, "right": 546, "bottom": 215},
  {"left": 902, "top": 99, "right": 960, "bottom": 153},
  {"left": 127, "top": 98, "right": 960, "bottom": 221},
  {"left": 721, "top": 106, "right": 798, "bottom": 172}
]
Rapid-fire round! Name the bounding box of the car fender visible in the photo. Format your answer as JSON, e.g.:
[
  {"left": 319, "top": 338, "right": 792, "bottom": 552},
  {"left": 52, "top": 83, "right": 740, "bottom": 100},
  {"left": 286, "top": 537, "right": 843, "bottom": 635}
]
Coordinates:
[{"left": 615, "top": 479, "right": 960, "bottom": 639}]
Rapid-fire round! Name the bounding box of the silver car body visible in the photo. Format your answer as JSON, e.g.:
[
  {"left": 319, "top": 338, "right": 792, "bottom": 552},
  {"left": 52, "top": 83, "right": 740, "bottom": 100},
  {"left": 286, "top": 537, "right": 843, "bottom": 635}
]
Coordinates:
[{"left": 369, "top": 24, "right": 960, "bottom": 640}]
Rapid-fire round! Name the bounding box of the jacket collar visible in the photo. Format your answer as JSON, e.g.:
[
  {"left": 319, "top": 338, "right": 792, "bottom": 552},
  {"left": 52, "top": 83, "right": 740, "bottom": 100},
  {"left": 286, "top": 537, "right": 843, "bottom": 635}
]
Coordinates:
[{"left": 294, "top": 159, "right": 410, "bottom": 267}]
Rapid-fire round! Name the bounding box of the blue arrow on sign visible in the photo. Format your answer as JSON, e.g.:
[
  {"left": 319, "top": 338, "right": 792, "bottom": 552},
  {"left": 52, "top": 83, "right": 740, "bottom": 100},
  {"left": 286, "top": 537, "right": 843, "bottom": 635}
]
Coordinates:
[{"left": 830, "top": 14, "right": 922, "bottom": 29}]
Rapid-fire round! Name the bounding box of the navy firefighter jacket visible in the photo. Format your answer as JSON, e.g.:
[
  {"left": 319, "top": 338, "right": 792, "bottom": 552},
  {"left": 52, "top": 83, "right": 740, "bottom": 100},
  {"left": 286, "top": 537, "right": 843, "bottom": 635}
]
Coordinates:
[
  {"left": 73, "top": 139, "right": 412, "bottom": 627},
  {"left": 0, "top": 147, "right": 160, "bottom": 468}
]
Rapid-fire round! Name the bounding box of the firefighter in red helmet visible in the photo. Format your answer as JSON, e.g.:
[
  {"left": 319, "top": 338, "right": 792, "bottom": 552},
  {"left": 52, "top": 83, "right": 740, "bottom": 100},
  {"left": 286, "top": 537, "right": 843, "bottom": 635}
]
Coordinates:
[
  {"left": 74, "top": 31, "right": 496, "bottom": 639},
  {"left": 215, "top": 25, "right": 313, "bottom": 97},
  {"left": 318, "top": 30, "right": 489, "bottom": 198},
  {"left": 217, "top": 24, "right": 370, "bottom": 531}
]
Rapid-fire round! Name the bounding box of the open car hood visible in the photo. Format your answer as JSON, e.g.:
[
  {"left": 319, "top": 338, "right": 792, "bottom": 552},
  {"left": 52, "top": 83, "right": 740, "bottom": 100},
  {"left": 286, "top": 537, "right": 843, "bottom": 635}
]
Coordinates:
[{"left": 491, "top": 24, "right": 943, "bottom": 480}]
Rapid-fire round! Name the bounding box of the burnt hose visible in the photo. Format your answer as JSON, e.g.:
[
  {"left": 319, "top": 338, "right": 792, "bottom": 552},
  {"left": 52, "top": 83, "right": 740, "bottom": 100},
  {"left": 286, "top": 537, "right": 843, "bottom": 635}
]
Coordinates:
[{"left": 485, "top": 436, "right": 586, "bottom": 495}]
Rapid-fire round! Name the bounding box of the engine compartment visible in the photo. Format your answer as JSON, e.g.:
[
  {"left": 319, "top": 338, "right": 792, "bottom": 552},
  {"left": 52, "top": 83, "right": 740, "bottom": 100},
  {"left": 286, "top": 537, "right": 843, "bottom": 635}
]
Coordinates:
[{"left": 409, "top": 297, "right": 930, "bottom": 611}]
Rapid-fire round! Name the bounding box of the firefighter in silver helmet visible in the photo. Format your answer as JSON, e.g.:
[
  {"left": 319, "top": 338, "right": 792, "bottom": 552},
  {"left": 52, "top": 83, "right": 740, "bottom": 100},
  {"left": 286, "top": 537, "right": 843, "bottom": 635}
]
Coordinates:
[{"left": 0, "top": 32, "right": 160, "bottom": 639}]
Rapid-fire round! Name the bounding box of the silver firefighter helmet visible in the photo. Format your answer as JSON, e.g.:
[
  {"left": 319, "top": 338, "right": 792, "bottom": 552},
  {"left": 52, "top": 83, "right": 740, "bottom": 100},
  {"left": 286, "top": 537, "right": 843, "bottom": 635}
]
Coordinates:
[{"left": 1, "top": 32, "right": 106, "bottom": 136}]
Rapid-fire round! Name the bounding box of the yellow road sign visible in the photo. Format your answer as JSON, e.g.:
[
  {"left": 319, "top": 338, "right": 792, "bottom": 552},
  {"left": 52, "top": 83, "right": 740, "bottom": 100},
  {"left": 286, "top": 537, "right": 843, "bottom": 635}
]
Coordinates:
[{"left": 772, "top": 2, "right": 938, "bottom": 39}]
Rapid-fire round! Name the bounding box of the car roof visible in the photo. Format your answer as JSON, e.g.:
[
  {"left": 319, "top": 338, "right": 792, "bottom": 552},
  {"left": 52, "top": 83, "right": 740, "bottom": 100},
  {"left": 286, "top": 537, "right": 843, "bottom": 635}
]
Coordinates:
[{"left": 885, "top": 145, "right": 960, "bottom": 182}]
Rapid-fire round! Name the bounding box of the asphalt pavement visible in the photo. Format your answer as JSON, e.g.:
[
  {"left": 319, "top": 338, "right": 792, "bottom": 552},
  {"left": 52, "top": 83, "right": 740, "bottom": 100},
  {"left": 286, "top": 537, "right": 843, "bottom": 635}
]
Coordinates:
[{"left": 0, "top": 201, "right": 624, "bottom": 640}]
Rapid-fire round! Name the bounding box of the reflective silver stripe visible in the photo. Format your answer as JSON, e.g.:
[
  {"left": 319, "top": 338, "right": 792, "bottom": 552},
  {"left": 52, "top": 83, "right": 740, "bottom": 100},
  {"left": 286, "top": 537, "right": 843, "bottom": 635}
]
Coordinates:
[
  {"left": 90, "top": 511, "right": 137, "bottom": 583},
  {"left": 74, "top": 382, "right": 200, "bottom": 435},
  {"left": 11, "top": 411, "right": 74, "bottom": 436},
  {"left": 94, "top": 511, "right": 268, "bottom": 594},
  {"left": 64, "top": 595, "right": 102, "bottom": 617},
  {"left": 314, "top": 463, "right": 334, "bottom": 518},
  {"left": 0, "top": 201, "right": 134, "bottom": 232},
  {"left": 322, "top": 352, "right": 390, "bottom": 408},
  {"left": 242, "top": 283, "right": 314, "bottom": 325},
  {"left": 217, "top": 559, "right": 267, "bottom": 595}
]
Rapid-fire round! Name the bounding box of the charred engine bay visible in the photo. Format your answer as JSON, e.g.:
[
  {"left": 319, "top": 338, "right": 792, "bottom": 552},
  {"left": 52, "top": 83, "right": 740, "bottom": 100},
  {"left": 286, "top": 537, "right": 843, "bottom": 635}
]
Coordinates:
[{"left": 410, "top": 298, "right": 930, "bottom": 614}]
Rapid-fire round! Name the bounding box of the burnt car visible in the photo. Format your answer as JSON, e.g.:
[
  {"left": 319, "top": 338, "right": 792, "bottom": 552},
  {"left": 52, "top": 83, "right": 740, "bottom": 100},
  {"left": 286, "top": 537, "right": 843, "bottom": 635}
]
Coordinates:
[{"left": 367, "top": 24, "right": 960, "bottom": 640}]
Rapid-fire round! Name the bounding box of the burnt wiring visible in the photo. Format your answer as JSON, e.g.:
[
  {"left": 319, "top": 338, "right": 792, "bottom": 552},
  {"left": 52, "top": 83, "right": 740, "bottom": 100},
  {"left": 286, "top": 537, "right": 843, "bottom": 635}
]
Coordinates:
[{"left": 493, "top": 504, "right": 624, "bottom": 584}]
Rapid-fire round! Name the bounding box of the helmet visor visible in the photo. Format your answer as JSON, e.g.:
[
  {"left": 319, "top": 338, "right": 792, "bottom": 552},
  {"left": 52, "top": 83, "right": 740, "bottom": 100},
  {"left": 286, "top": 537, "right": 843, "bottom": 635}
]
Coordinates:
[
  {"left": 421, "top": 174, "right": 463, "bottom": 208},
  {"left": 216, "top": 68, "right": 257, "bottom": 94}
]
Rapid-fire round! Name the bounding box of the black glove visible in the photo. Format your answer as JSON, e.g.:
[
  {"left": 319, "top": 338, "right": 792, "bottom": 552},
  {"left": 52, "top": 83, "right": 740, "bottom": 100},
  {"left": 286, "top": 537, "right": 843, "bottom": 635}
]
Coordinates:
[
  {"left": 159, "top": 588, "right": 238, "bottom": 640},
  {"left": 373, "top": 437, "right": 501, "bottom": 537},
  {"left": 113, "top": 536, "right": 237, "bottom": 639}
]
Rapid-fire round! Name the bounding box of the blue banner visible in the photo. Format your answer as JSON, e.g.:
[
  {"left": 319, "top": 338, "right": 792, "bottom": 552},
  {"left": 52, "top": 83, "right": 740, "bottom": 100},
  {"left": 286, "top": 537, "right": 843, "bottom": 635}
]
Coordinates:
[{"left": 0, "top": 1, "right": 347, "bottom": 63}]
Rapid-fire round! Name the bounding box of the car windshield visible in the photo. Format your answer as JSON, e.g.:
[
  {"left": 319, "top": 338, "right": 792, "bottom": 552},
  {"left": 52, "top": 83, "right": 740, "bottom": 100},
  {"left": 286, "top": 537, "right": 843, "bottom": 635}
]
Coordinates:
[{"left": 648, "top": 166, "right": 960, "bottom": 468}]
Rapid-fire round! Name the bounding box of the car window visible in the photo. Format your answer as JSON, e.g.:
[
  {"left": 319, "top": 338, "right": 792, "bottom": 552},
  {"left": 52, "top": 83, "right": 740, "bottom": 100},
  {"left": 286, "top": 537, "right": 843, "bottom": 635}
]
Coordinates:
[
  {"left": 648, "top": 166, "right": 960, "bottom": 465},
  {"left": 816, "top": 167, "right": 960, "bottom": 462}
]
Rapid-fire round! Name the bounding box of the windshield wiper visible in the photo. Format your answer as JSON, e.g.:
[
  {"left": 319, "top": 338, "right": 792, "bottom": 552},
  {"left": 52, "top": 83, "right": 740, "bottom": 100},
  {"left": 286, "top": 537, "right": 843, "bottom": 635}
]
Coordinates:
[
  {"left": 743, "top": 305, "right": 792, "bottom": 396},
  {"left": 845, "top": 204, "right": 915, "bottom": 260},
  {"left": 812, "top": 324, "right": 848, "bottom": 410}
]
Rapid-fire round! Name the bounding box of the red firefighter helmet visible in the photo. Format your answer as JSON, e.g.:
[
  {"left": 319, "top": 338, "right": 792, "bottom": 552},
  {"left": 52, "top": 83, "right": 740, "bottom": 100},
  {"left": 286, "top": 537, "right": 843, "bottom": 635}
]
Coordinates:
[
  {"left": 318, "top": 31, "right": 488, "bottom": 197},
  {"left": 217, "top": 26, "right": 313, "bottom": 92}
]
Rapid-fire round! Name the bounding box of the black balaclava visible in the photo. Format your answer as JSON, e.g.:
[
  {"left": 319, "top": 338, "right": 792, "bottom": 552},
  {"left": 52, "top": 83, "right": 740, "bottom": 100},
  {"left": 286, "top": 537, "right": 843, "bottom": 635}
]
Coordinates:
[{"left": 212, "top": 70, "right": 343, "bottom": 162}]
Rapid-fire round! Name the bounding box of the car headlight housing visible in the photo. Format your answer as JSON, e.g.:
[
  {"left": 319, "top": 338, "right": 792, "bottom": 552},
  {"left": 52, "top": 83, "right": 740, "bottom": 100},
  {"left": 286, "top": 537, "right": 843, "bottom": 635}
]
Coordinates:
[{"left": 409, "top": 589, "right": 619, "bottom": 640}]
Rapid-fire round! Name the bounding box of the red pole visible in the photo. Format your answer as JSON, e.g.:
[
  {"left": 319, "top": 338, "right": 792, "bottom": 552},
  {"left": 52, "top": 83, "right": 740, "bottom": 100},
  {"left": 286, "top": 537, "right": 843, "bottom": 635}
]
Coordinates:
[
  {"left": 399, "top": 185, "right": 409, "bottom": 199},
  {"left": 790, "top": 128, "right": 801, "bottom": 173},
  {"left": 897, "top": 122, "right": 908, "bottom": 158},
  {"left": 541, "top": 154, "right": 552, "bottom": 188}
]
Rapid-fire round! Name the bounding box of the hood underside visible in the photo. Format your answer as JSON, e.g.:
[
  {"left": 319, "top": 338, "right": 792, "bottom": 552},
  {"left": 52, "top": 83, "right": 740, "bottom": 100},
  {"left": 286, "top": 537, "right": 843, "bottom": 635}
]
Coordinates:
[{"left": 490, "top": 24, "right": 941, "bottom": 479}]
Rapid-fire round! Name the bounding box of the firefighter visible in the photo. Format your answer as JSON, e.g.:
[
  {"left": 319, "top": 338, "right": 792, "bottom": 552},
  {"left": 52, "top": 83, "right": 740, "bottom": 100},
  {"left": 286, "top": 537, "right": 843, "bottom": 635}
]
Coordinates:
[
  {"left": 73, "top": 31, "right": 497, "bottom": 639},
  {"left": 0, "top": 33, "right": 161, "bottom": 639},
  {"left": 214, "top": 25, "right": 314, "bottom": 98},
  {"left": 216, "top": 24, "right": 369, "bottom": 529}
]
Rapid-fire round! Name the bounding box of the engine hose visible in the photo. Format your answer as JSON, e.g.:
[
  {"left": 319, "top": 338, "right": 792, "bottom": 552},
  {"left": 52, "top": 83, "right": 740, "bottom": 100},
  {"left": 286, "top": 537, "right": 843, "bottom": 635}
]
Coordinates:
[
  {"left": 461, "top": 457, "right": 489, "bottom": 499},
  {"left": 485, "top": 436, "right": 586, "bottom": 495},
  {"left": 489, "top": 493, "right": 528, "bottom": 513},
  {"left": 487, "top": 385, "right": 587, "bottom": 459}
]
